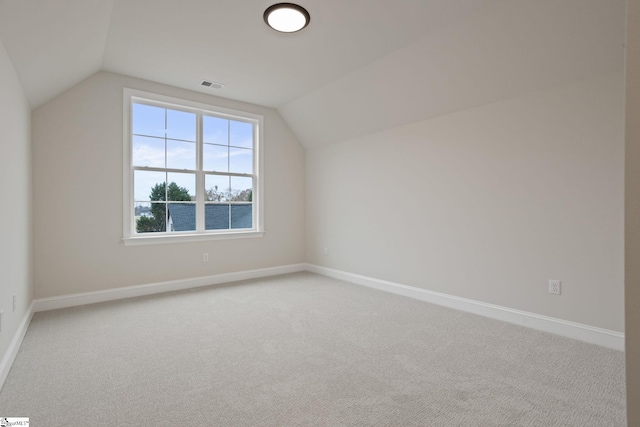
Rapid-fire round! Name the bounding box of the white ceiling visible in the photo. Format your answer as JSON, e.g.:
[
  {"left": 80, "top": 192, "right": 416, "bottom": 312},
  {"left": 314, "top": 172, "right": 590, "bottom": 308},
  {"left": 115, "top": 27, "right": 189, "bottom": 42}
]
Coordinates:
[
  {"left": 0, "top": 0, "right": 627, "bottom": 148},
  {"left": 281, "top": 0, "right": 627, "bottom": 147}
]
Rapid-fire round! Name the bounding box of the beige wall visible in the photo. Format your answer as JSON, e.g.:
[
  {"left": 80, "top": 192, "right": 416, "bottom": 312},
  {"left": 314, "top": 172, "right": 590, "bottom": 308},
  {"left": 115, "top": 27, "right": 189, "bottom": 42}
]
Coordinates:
[
  {"left": 306, "top": 72, "right": 625, "bottom": 332},
  {"left": 0, "top": 38, "right": 32, "bottom": 362},
  {"left": 32, "top": 71, "right": 305, "bottom": 298},
  {"left": 626, "top": 0, "right": 640, "bottom": 423}
]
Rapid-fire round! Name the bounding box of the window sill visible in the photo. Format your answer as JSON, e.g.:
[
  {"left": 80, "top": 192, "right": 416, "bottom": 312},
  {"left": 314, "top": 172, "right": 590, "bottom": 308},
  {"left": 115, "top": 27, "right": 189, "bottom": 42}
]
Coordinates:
[{"left": 122, "top": 230, "right": 265, "bottom": 246}]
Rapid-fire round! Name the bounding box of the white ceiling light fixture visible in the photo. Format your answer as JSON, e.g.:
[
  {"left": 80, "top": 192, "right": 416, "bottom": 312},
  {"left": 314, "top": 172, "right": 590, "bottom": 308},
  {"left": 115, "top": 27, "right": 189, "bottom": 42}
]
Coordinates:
[{"left": 264, "top": 3, "right": 310, "bottom": 33}]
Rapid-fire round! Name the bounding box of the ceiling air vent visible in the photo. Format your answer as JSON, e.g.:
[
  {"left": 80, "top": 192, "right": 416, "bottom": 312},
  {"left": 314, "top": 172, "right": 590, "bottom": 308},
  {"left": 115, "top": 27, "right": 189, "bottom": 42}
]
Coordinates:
[{"left": 200, "top": 80, "right": 225, "bottom": 90}]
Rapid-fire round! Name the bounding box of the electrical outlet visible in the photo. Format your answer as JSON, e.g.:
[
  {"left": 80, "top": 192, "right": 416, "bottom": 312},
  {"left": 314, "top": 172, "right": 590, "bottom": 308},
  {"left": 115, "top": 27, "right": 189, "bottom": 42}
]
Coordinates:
[
  {"left": 13, "top": 294, "right": 16, "bottom": 312},
  {"left": 323, "top": 247, "right": 328, "bottom": 256},
  {"left": 203, "top": 253, "right": 209, "bottom": 262},
  {"left": 549, "top": 279, "right": 561, "bottom": 295}
]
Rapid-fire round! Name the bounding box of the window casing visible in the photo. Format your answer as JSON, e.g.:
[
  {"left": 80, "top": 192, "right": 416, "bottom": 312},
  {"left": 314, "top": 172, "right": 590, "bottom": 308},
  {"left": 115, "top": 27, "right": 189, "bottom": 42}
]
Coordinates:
[{"left": 123, "top": 89, "right": 263, "bottom": 245}]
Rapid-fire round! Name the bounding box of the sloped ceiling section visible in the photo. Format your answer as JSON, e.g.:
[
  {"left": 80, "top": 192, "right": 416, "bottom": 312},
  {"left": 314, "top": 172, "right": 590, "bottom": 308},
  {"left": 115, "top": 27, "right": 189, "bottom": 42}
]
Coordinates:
[
  {"left": 0, "top": 0, "right": 493, "bottom": 109},
  {"left": 0, "top": 0, "right": 626, "bottom": 148},
  {"left": 279, "top": 0, "right": 627, "bottom": 148},
  {"left": 0, "top": 0, "right": 114, "bottom": 108}
]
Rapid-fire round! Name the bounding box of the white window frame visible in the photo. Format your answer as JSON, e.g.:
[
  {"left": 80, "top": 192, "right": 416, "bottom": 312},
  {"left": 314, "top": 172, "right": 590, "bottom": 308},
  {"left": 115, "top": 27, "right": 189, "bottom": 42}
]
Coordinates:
[{"left": 122, "top": 88, "right": 264, "bottom": 246}]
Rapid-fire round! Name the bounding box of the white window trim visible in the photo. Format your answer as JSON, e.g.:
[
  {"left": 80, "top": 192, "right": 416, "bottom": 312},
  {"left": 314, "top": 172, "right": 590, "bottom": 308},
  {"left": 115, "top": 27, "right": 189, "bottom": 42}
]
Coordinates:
[{"left": 122, "top": 88, "right": 264, "bottom": 246}]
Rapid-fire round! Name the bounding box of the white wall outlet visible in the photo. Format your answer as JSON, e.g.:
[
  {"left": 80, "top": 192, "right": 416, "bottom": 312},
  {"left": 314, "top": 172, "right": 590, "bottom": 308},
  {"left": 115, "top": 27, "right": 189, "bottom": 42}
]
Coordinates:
[
  {"left": 203, "top": 253, "right": 209, "bottom": 262},
  {"left": 549, "top": 279, "right": 561, "bottom": 295},
  {"left": 13, "top": 294, "right": 16, "bottom": 312},
  {"left": 0, "top": 310, "right": 3, "bottom": 333},
  {"left": 323, "top": 247, "right": 328, "bottom": 256}
]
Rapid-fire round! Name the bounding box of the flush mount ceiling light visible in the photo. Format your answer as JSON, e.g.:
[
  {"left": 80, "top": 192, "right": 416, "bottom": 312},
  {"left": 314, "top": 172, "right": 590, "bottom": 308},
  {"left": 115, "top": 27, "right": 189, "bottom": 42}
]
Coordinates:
[{"left": 264, "top": 3, "right": 310, "bottom": 33}]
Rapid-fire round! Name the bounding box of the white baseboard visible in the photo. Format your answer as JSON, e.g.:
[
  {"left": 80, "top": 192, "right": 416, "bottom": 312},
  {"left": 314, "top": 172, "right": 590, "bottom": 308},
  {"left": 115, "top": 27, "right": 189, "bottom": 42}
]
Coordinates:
[
  {"left": 0, "top": 302, "right": 34, "bottom": 393},
  {"left": 0, "top": 262, "right": 625, "bottom": 393},
  {"left": 33, "top": 263, "right": 306, "bottom": 312},
  {"left": 9, "top": 260, "right": 623, "bottom": 395},
  {"left": 3, "top": 264, "right": 305, "bottom": 392},
  {"left": 305, "top": 264, "right": 625, "bottom": 351}
]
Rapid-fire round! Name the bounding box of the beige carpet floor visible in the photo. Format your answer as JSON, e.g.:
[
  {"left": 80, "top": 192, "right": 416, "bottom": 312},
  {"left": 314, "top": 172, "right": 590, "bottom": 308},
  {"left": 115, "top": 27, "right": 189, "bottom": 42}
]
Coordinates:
[{"left": 0, "top": 272, "right": 626, "bottom": 426}]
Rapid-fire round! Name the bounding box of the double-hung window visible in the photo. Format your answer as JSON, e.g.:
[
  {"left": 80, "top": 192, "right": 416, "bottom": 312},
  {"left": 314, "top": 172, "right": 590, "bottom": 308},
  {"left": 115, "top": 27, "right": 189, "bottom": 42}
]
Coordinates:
[{"left": 123, "top": 89, "right": 263, "bottom": 245}]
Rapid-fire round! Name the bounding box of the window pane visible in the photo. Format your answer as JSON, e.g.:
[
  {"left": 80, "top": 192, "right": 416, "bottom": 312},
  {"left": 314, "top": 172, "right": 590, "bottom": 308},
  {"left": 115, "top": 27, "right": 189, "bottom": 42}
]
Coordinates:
[
  {"left": 167, "top": 140, "right": 196, "bottom": 170},
  {"left": 133, "top": 103, "right": 165, "bottom": 138},
  {"left": 203, "top": 116, "right": 228, "bottom": 145},
  {"left": 205, "top": 204, "right": 230, "bottom": 230},
  {"left": 167, "top": 173, "right": 195, "bottom": 201},
  {"left": 134, "top": 170, "right": 165, "bottom": 201},
  {"left": 229, "top": 147, "right": 252, "bottom": 174},
  {"left": 128, "top": 94, "right": 260, "bottom": 237},
  {"left": 168, "top": 203, "right": 196, "bottom": 232},
  {"left": 229, "top": 120, "right": 253, "bottom": 148},
  {"left": 231, "top": 204, "right": 252, "bottom": 229},
  {"left": 203, "top": 144, "right": 228, "bottom": 172},
  {"left": 136, "top": 202, "right": 167, "bottom": 233},
  {"left": 167, "top": 109, "right": 196, "bottom": 142},
  {"left": 205, "top": 174, "right": 231, "bottom": 201},
  {"left": 132, "top": 135, "right": 165, "bottom": 167},
  {"left": 230, "top": 176, "right": 252, "bottom": 201},
  {"left": 134, "top": 202, "right": 152, "bottom": 219}
]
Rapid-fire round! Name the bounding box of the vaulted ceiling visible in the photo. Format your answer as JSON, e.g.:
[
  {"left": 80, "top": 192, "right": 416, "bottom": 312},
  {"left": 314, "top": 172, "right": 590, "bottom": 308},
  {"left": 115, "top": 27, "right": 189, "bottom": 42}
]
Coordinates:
[{"left": 0, "top": 0, "right": 627, "bottom": 148}]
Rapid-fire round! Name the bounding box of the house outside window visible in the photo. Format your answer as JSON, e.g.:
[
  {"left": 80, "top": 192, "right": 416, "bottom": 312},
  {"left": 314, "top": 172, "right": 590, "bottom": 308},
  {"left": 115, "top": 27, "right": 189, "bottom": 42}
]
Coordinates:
[{"left": 123, "top": 89, "right": 263, "bottom": 245}]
